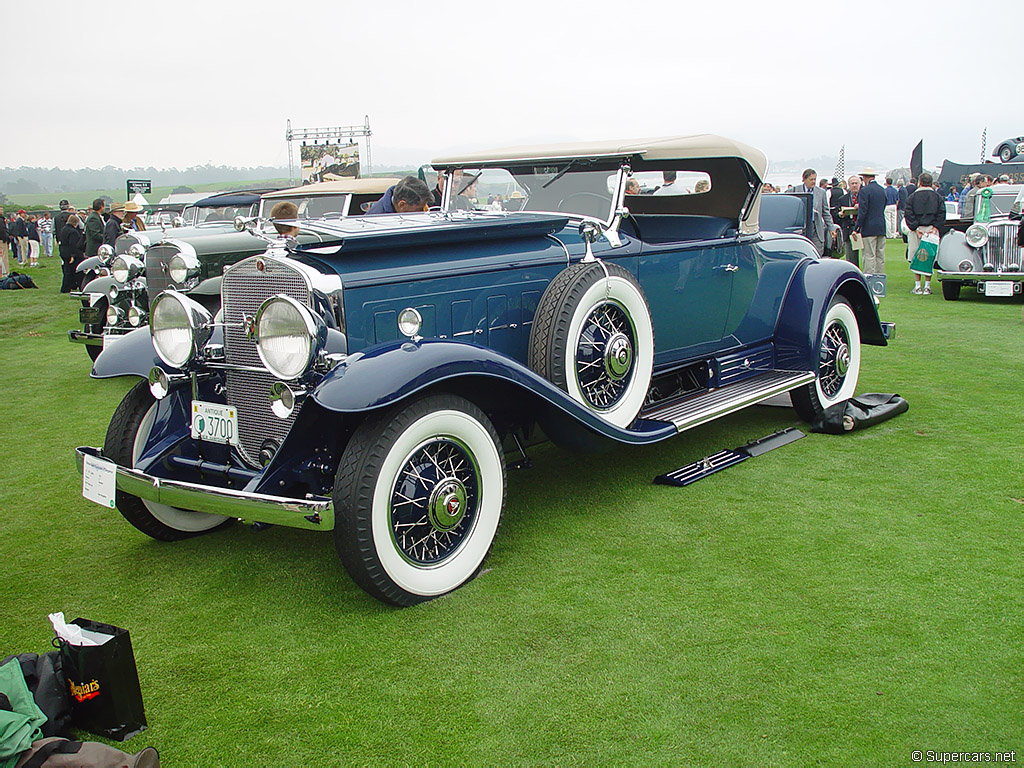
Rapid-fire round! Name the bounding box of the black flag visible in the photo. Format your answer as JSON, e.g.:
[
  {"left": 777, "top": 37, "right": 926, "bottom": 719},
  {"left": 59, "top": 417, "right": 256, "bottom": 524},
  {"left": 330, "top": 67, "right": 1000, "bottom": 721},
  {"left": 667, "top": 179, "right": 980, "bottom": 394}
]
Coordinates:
[{"left": 910, "top": 140, "right": 923, "bottom": 180}]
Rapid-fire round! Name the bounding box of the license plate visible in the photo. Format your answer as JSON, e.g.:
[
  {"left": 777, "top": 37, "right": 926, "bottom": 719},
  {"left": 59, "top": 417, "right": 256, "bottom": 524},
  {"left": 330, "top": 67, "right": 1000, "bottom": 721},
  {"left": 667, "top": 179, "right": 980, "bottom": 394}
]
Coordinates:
[
  {"left": 191, "top": 401, "right": 239, "bottom": 446},
  {"left": 80, "top": 306, "right": 104, "bottom": 325},
  {"left": 984, "top": 281, "right": 1014, "bottom": 297}
]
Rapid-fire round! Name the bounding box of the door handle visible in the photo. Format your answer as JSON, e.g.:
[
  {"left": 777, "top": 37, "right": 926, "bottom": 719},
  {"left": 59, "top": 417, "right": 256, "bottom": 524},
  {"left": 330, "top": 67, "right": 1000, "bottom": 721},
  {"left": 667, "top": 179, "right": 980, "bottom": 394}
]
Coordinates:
[{"left": 714, "top": 264, "right": 740, "bottom": 273}]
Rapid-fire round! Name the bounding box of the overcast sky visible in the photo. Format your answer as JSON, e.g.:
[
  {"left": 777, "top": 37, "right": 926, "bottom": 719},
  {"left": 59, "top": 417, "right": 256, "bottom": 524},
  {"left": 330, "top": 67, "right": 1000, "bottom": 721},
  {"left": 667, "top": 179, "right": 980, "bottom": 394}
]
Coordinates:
[{"left": 1, "top": 0, "right": 1017, "bottom": 176}]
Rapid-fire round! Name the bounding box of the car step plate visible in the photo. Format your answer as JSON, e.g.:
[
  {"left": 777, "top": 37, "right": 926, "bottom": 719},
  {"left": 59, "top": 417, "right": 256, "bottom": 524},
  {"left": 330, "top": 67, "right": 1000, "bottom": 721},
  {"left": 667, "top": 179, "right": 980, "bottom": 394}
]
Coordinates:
[
  {"left": 643, "top": 370, "right": 815, "bottom": 433},
  {"left": 654, "top": 427, "right": 805, "bottom": 487}
]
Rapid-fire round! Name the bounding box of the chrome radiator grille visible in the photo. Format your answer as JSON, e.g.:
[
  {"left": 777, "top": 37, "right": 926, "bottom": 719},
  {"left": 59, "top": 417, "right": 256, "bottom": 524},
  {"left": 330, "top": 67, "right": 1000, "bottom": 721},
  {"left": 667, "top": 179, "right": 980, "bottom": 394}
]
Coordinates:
[
  {"left": 222, "top": 256, "right": 311, "bottom": 468},
  {"left": 980, "top": 222, "right": 1023, "bottom": 272},
  {"left": 146, "top": 244, "right": 178, "bottom": 297}
]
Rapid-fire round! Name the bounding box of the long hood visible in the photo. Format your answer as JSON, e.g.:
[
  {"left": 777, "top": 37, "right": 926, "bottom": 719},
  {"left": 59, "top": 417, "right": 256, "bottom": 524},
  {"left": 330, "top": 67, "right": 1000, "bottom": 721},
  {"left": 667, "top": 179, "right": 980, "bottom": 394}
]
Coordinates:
[{"left": 293, "top": 211, "right": 570, "bottom": 257}]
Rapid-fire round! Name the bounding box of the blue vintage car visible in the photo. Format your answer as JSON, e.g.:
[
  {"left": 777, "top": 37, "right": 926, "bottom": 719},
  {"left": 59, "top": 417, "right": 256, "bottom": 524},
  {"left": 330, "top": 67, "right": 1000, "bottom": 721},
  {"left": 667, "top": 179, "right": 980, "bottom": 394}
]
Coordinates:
[{"left": 77, "top": 135, "right": 891, "bottom": 606}]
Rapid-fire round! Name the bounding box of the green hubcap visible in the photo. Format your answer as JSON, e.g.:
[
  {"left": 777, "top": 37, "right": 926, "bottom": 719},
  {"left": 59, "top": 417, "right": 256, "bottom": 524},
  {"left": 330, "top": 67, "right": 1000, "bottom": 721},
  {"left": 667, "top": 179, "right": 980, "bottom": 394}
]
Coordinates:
[
  {"left": 428, "top": 479, "right": 468, "bottom": 532},
  {"left": 604, "top": 333, "right": 633, "bottom": 381}
]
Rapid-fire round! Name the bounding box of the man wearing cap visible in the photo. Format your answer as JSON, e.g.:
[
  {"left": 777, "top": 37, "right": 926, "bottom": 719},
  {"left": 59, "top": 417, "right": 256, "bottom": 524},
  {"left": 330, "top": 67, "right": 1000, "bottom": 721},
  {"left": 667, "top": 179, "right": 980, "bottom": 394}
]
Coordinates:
[
  {"left": 84, "top": 199, "right": 106, "bottom": 259},
  {"left": 104, "top": 202, "right": 127, "bottom": 246},
  {"left": 855, "top": 168, "right": 887, "bottom": 274},
  {"left": 54, "top": 200, "right": 72, "bottom": 251}
]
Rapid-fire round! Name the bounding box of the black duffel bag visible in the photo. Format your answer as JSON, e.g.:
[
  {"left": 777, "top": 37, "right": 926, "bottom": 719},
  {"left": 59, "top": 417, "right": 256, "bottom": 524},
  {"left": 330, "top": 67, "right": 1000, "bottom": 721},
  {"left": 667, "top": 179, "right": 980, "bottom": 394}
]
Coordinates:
[{"left": 0, "top": 653, "right": 72, "bottom": 739}]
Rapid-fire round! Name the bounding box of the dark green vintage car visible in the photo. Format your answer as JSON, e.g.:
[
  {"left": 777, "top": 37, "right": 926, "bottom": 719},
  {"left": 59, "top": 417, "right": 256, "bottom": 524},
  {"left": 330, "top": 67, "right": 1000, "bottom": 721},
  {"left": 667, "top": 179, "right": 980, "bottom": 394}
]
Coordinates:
[{"left": 68, "top": 179, "right": 398, "bottom": 359}]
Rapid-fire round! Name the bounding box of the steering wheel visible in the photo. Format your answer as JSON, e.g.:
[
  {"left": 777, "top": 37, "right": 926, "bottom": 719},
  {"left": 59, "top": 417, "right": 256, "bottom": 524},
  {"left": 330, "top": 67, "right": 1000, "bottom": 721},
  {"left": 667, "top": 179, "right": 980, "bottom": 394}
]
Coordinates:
[{"left": 557, "top": 192, "right": 613, "bottom": 218}]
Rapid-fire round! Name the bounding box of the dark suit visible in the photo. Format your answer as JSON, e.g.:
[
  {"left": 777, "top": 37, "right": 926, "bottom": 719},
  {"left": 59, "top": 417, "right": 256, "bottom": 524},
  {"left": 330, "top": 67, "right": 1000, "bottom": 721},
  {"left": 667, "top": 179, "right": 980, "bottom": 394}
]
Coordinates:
[
  {"left": 856, "top": 179, "right": 887, "bottom": 273},
  {"left": 84, "top": 211, "right": 105, "bottom": 257},
  {"left": 104, "top": 215, "right": 124, "bottom": 246},
  {"left": 834, "top": 190, "right": 860, "bottom": 267}
]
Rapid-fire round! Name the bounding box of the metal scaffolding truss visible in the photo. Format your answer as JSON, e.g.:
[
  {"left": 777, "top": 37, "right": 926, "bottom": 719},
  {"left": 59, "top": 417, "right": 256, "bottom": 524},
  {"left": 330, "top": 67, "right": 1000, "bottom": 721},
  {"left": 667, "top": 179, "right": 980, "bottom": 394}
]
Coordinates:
[{"left": 286, "top": 116, "right": 372, "bottom": 184}]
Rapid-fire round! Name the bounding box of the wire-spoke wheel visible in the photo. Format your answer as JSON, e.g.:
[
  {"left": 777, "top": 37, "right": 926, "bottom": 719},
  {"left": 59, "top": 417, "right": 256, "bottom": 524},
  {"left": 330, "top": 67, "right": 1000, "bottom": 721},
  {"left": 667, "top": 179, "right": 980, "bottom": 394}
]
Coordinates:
[
  {"left": 529, "top": 262, "right": 654, "bottom": 428},
  {"left": 333, "top": 393, "right": 505, "bottom": 606},
  {"left": 792, "top": 298, "right": 861, "bottom": 422}
]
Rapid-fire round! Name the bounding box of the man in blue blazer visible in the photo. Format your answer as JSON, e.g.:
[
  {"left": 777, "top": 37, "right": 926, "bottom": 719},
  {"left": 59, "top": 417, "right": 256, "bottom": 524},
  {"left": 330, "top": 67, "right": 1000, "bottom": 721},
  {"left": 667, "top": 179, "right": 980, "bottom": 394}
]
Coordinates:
[{"left": 855, "top": 168, "right": 887, "bottom": 274}]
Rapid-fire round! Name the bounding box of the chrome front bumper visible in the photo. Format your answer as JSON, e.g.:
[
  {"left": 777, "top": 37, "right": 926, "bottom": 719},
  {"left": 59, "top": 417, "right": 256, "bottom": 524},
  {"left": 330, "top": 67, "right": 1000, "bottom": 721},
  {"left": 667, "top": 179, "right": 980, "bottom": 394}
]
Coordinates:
[
  {"left": 75, "top": 446, "right": 333, "bottom": 531},
  {"left": 935, "top": 270, "right": 1024, "bottom": 281},
  {"left": 68, "top": 330, "right": 102, "bottom": 347}
]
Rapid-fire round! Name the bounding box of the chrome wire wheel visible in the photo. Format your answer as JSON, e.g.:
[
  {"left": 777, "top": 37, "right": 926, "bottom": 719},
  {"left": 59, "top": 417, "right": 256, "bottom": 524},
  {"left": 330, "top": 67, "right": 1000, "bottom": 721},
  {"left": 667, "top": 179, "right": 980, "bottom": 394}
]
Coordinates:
[
  {"left": 573, "top": 300, "right": 637, "bottom": 410},
  {"left": 791, "top": 297, "right": 861, "bottom": 422},
  {"left": 818, "top": 319, "right": 851, "bottom": 399},
  {"left": 389, "top": 437, "right": 480, "bottom": 566},
  {"left": 333, "top": 394, "right": 506, "bottom": 606}
]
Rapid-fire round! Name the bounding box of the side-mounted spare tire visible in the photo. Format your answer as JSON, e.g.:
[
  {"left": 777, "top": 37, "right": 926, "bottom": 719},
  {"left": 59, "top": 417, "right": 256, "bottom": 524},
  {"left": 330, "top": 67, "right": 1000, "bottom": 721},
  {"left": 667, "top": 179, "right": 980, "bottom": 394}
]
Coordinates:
[{"left": 528, "top": 261, "right": 654, "bottom": 428}]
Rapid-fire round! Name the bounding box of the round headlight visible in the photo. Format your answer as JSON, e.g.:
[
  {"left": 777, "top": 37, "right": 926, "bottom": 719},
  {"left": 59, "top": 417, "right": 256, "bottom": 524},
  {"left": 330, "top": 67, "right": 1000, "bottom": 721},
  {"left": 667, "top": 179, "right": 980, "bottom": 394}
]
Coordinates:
[
  {"left": 108, "top": 284, "right": 119, "bottom": 301},
  {"left": 111, "top": 254, "right": 144, "bottom": 284},
  {"left": 398, "top": 307, "right": 423, "bottom": 338},
  {"left": 168, "top": 254, "right": 189, "bottom": 284},
  {"left": 128, "top": 243, "right": 146, "bottom": 259},
  {"left": 255, "top": 295, "right": 324, "bottom": 380},
  {"left": 965, "top": 224, "right": 988, "bottom": 248},
  {"left": 111, "top": 256, "right": 130, "bottom": 283},
  {"left": 106, "top": 305, "right": 123, "bottom": 326},
  {"left": 150, "top": 291, "right": 213, "bottom": 369},
  {"left": 128, "top": 304, "right": 146, "bottom": 327},
  {"left": 97, "top": 244, "right": 114, "bottom": 265}
]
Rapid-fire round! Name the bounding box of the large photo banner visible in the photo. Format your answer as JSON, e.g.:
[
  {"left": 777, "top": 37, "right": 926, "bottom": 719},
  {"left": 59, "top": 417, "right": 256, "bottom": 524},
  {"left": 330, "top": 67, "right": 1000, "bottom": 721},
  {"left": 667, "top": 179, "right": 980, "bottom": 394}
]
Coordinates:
[
  {"left": 301, "top": 143, "right": 360, "bottom": 183},
  {"left": 937, "top": 160, "right": 1024, "bottom": 192}
]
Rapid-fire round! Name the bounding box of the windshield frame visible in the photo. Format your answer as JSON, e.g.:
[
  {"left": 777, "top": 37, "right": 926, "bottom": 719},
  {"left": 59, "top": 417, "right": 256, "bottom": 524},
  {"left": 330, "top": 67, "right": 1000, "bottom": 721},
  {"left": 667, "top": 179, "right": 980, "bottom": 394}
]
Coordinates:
[
  {"left": 437, "top": 161, "right": 629, "bottom": 227},
  {"left": 256, "top": 193, "right": 353, "bottom": 221}
]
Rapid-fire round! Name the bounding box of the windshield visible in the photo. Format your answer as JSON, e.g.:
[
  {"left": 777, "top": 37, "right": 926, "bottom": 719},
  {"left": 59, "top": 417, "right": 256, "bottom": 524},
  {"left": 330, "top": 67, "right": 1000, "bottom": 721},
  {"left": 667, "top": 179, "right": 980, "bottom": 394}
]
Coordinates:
[
  {"left": 443, "top": 164, "right": 619, "bottom": 222},
  {"left": 258, "top": 194, "right": 350, "bottom": 220}
]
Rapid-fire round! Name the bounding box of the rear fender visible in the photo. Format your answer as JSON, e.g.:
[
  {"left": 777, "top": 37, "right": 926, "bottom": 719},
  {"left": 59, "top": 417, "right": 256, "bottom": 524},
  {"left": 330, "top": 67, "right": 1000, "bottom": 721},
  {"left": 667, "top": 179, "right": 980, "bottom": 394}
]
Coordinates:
[
  {"left": 311, "top": 339, "right": 676, "bottom": 446},
  {"left": 774, "top": 259, "right": 886, "bottom": 372}
]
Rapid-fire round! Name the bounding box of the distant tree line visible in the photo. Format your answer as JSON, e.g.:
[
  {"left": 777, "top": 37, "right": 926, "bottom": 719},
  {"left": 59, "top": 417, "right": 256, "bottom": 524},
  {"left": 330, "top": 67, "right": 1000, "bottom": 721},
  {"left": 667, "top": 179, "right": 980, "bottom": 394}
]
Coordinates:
[{"left": 0, "top": 164, "right": 290, "bottom": 195}]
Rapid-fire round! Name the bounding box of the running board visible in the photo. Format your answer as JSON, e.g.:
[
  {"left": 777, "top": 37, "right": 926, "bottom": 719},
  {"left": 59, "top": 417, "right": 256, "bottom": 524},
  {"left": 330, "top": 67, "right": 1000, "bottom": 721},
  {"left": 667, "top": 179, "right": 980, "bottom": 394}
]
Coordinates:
[{"left": 643, "top": 370, "right": 815, "bottom": 433}]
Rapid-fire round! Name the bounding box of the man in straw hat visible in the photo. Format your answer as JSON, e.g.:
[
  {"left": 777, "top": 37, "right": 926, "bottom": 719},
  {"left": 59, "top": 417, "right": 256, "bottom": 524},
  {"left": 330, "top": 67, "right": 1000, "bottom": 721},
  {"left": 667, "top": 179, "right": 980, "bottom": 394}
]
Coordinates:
[
  {"left": 123, "top": 200, "right": 146, "bottom": 231},
  {"left": 855, "top": 167, "right": 887, "bottom": 275}
]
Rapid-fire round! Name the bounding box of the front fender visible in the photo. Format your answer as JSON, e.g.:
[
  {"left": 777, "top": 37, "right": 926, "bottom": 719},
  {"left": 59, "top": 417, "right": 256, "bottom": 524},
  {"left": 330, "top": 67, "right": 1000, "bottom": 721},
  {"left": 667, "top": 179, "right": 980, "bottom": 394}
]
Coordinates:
[
  {"left": 77, "top": 256, "right": 102, "bottom": 273},
  {"left": 774, "top": 259, "right": 886, "bottom": 372},
  {"left": 82, "top": 275, "right": 121, "bottom": 296},
  {"left": 311, "top": 339, "right": 676, "bottom": 445},
  {"left": 91, "top": 327, "right": 169, "bottom": 379}
]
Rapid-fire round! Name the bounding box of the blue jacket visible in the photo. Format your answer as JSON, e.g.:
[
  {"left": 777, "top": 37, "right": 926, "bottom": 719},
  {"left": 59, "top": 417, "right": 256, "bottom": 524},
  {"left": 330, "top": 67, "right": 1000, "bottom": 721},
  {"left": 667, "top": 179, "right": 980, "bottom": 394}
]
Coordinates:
[
  {"left": 884, "top": 185, "right": 899, "bottom": 205},
  {"left": 856, "top": 180, "right": 887, "bottom": 237},
  {"left": 366, "top": 186, "right": 396, "bottom": 215}
]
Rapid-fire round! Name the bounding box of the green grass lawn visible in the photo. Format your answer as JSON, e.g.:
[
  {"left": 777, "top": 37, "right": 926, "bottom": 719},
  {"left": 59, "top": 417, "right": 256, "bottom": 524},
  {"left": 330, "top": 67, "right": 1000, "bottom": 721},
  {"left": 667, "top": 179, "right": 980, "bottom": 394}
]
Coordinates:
[
  {"left": 4, "top": 179, "right": 291, "bottom": 211},
  {"left": 1, "top": 241, "right": 1021, "bottom": 765}
]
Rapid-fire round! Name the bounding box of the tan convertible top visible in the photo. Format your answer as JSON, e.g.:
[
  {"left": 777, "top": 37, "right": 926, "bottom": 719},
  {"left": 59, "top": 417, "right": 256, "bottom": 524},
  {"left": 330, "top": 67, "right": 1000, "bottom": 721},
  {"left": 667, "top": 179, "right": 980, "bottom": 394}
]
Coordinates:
[
  {"left": 262, "top": 178, "right": 400, "bottom": 199},
  {"left": 432, "top": 134, "right": 768, "bottom": 181},
  {"left": 433, "top": 135, "right": 767, "bottom": 235}
]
